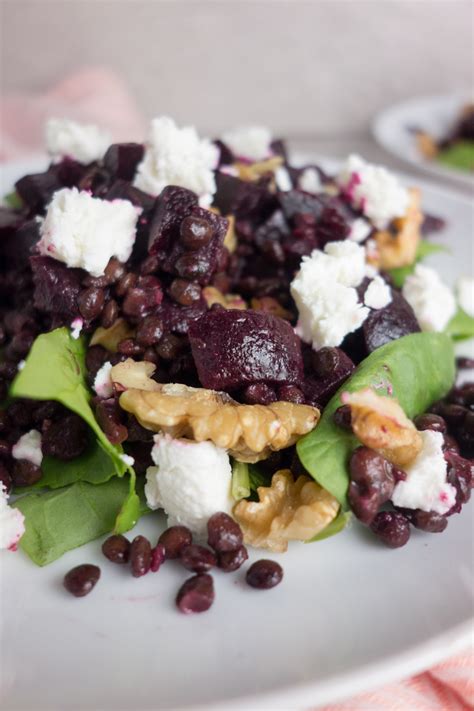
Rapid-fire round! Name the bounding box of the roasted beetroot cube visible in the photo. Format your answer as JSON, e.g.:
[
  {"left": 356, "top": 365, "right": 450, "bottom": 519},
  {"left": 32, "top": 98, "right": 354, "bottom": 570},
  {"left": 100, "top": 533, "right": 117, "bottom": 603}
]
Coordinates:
[
  {"left": 270, "top": 138, "right": 288, "bottom": 162},
  {"left": 54, "top": 158, "right": 88, "bottom": 188},
  {"left": 278, "top": 189, "right": 326, "bottom": 221},
  {"left": 316, "top": 199, "right": 351, "bottom": 246},
  {"left": 15, "top": 170, "right": 61, "bottom": 214},
  {"left": 78, "top": 166, "right": 110, "bottom": 197},
  {"left": 148, "top": 185, "right": 198, "bottom": 256},
  {"left": 1, "top": 219, "right": 39, "bottom": 270},
  {"left": 213, "top": 172, "right": 277, "bottom": 220},
  {"left": 214, "top": 139, "right": 234, "bottom": 167},
  {"left": 0, "top": 207, "right": 24, "bottom": 238},
  {"left": 303, "top": 347, "right": 355, "bottom": 407},
  {"left": 189, "top": 308, "right": 304, "bottom": 391},
  {"left": 362, "top": 290, "right": 420, "bottom": 353},
  {"left": 30, "top": 255, "right": 83, "bottom": 320},
  {"left": 106, "top": 180, "right": 155, "bottom": 211},
  {"left": 254, "top": 210, "right": 290, "bottom": 250},
  {"left": 103, "top": 143, "right": 144, "bottom": 181},
  {"left": 149, "top": 187, "right": 228, "bottom": 285}
]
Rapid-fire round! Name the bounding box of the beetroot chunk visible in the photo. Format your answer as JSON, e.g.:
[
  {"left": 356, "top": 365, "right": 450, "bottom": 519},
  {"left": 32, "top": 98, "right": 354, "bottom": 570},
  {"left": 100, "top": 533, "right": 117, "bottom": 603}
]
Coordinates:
[
  {"left": 148, "top": 186, "right": 228, "bottom": 285},
  {"left": 189, "top": 308, "right": 304, "bottom": 391},
  {"left": 15, "top": 170, "right": 61, "bottom": 214},
  {"left": 103, "top": 143, "right": 144, "bottom": 181},
  {"left": 362, "top": 290, "right": 420, "bottom": 353},
  {"left": 303, "top": 347, "right": 355, "bottom": 407},
  {"left": 30, "top": 256, "right": 83, "bottom": 321}
]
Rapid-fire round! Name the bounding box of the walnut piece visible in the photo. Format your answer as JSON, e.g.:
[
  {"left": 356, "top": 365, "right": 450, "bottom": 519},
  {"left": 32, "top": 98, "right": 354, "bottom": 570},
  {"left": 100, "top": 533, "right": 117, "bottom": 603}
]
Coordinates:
[
  {"left": 342, "top": 387, "right": 422, "bottom": 467},
  {"left": 233, "top": 470, "right": 339, "bottom": 552},
  {"left": 90, "top": 318, "right": 135, "bottom": 352},
  {"left": 251, "top": 296, "right": 293, "bottom": 321},
  {"left": 416, "top": 132, "right": 438, "bottom": 159},
  {"left": 202, "top": 286, "right": 247, "bottom": 310},
  {"left": 235, "top": 156, "right": 284, "bottom": 182},
  {"left": 110, "top": 359, "right": 160, "bottom": 392},
  {"left": 117, "top": 364, "right": 319, "bottom": 462},
  {"left": 375, "top": 188, "right": 422, "bottom": 270}
]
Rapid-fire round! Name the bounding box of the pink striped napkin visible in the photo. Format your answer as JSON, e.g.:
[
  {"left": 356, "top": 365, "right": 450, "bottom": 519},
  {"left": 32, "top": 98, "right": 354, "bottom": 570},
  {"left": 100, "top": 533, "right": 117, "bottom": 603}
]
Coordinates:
[{"left": 1, "top": 67, "right": 472, "bottom": 709}]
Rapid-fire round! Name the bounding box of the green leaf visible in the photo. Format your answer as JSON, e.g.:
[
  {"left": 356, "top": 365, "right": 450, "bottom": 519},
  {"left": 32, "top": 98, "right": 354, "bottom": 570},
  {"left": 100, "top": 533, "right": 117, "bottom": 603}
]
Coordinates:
[
  {"left": 297, "top": 333, "right": 455, "bottom": 509},
  {"left": 14, "top": 478, "right": 134, "bottom": 566},
  {"left": 388, "top": 240, "right": 449, "bottom": 288},
  {"left": 231, "top": 460, "right": 251, "bottom": 500},
  {"left": 445, "top": 307, "right": 474, "bottom": 341},
  {"left": 114, "top": 471, "right": 141, "bottom": 534},
  {"left": 436, "top": 141, "right": 474, "bottom": 173},
  {"left": 10, "top": 328, "right": 126, "bottom": 475},
  {"left": 3, "top": 191, "right": 23, "bottom": 210},
  {"left": 307, "top": 510, "right": 352, "bottom": 542}
]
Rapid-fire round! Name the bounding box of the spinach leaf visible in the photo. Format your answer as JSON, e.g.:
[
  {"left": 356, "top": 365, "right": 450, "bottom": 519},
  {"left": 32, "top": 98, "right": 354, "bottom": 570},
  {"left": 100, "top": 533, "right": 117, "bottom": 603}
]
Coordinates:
[
  {"left": 10, "top": 328, "right": 126, "bottom": 475},
  {"left": 3, "top": 191, "right": 23, "bottom": 210},
  {"left": 297, "top": 333, "right": 455, "bottom": 509},
  {"left": 436, "top": 141, "right": 474, "bottom": 173},
  {"left": 15, "top": 478, "right": 128, "bottom": 565},
  {"left": 114, "top": 472, "right": 141, "bottom": 534},
  {"left": 445, "top": 307, "right": 474, "bottom": 341},
  {"left": 231, "top": 460, "right": 251, "bottom": 500},
  {"left": 388, "top": 240, "right": 449, "bottom": 288}
]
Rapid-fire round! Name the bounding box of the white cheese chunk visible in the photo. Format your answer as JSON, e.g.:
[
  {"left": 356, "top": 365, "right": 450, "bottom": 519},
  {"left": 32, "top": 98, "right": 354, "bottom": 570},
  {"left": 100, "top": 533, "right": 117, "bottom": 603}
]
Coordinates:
[
  {"left": 0, "top": 484, "right": 25, "bottom": 551},
  {"left": 402, "top": 265, "right": 456, "bottom": 332},
  {"left": 119, "top": 454, "right": 135, "bottom": 467},
  {"left": 12, "top": 429, "right": 43, "bottom": 466},
  {"left": 364, "top": 276, "right": 392, "bottom": 310},
  {"left": 275, "top": 167, "right": 292, "bottom": 192},
  {"left": 290, "top": 241, "right": 370, "bottom": 350},
  {"left": 298, "top": 167, "right": 323, "bottom": 194},
  {"left": 45, "top": 118, "right": 110, "bottom": 165},
  {"left": 456, "top": 276, "right": 474, "bottom": 317},
  {"left": 337, "top": 154, "right": 409, "bottom": 229},
  {"left": 93, "top": 361, "right": 113, "bottom": 398},
  {"left": 70, "top": 318, "right": 84, "bottom": 340},
  {"left": 134, "top": 116, "right": 218, "bottom": 206},
  {"left": 349, "top": 217, "right": 372, "bottom": 243},
  {"left": 145, "top": 433, "right": 233, "bottom": 536},
  {"left": 221, "top": 125, "right": 272, "bottom": 162},
  {"left": 392, "top": 430, "right": 457, "bottom": 515},
  {"left": 38, "top": 187, "right": 141, "bottom": 277}
]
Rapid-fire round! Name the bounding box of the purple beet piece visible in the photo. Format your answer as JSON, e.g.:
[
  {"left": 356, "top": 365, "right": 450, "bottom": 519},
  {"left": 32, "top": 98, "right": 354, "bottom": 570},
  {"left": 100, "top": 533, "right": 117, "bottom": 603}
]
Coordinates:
[
  {"left": 213, "top": 172, "right": 277, "bottom": 220},
  {"left": 1, "top": 219, "right": 39, "bottom": 270},
  {"left": 157, "top": 297, "right": 207, "bottom": 335},
  {"left": 316, "top": 199, "right": 351, "bottom": 246},
  {"left": 106, "top": 180, "right": 155, "bottom": 212},
  {"left": 302, "top": 348, "right": 355, "bottom": 407},
  {"left": 421, "top": 213, "right": 446, "bottom": 235},
  {"left": 254, "top": 210, "right": 290, "bottom": 250},
  {"left": 270, "top": 138, "right": 288, "bottom": 162},
  {"left": 362, "top": 290, "right": 421, "bottom": 353},
  {"left": 278, "top": 189, "right": 326, "bottom": 221},
  {"left": 54, "top": 158, "right": 88, "bottom": 187},
  {"left": 15, "top": 170, "right": 61, "bottom": 214},
  {"left": 149, "top": 187, "right": 228, "bottom": 285},
  {"left": 189, "top": 308, "right": 304, "bottom": 390},
  {"left": 214, "top": 139, "right": 234, "bottom": 166},
  {"left": 30, "top": 255, "right": 83, "bottom": 320},
  {"left": 103, "top": 143, "right": 144, "bottom": 181},
  {"left": 78, "top": 165, "right": 110, "bottom": 197}
]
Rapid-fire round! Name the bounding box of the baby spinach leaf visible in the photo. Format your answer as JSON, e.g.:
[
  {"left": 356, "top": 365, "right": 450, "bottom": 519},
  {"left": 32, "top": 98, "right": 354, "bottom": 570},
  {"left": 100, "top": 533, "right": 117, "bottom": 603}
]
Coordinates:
[
  {"left": 436, "top": 141, "right": 474, "bottom": 173},
  {"left": 3, "top": 190, "right": 23, "bottom": 210},
  {"left": 231, "top": 460, "right": 251, "bottom": 500},
  {"left": 114, "top": 471, "right": 141, "bottom": 534},
  {"left": 15, "top": 476, "right": 151, "bottom": 566},
  {"left": 10, "top": 327, "right": 126, "bottom": 475},
  {"left": 388, "top": 240, "right": 449, "bottom": 288},
  {"left": 445, "top": 307, "right": 474, "bottom": 341},
  {"left": 297, "top": 333, "right": 455, "bottom": 509}
]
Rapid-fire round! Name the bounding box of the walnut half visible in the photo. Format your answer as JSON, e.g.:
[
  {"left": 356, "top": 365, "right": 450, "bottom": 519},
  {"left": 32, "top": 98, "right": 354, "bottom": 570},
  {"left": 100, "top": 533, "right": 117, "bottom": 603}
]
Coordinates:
[
  {"left": 116, "top": 361, "right": 319, "bottom": 462},
  {"left": 342, "top": 387, "right": 422, "bottom": 467},
  {"left": 233, "top": 470, "right": 339, "bottom": 552},
  {"left": 375, "top": 188, "right": 422, "bottom": 270}
]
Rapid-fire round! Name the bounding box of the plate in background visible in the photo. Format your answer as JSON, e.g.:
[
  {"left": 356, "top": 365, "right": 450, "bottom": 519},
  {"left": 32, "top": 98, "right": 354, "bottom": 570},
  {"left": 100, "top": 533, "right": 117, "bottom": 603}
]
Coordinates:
[
  {"left": 0, "top": 157, "right": 473, "bottom": 711},
  {"left": 373, "top": 92, "right": 474, "bottom": 187}
]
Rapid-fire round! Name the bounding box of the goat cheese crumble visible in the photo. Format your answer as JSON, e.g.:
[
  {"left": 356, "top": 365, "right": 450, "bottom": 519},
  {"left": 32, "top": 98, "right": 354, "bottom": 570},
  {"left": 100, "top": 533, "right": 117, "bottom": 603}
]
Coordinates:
[
  {"left": 134, "top": 117, "right": 218, "bottom": 207},
  {"left": 0, "top": 484, "right": 25, "bottom": 551},
  {"left": 45, "top": 118, "right": 111, "bottom": 165},
  {"left": 402, "top": 265, "right": 456, "bottom": 332},
  {"left": 12, "top": 429, "right": 43, "bottom": 466},
  {"left": 337, "top": 154, "right": 409, "bottom": 229},
  {"left": 145, "top": 433, "right": 233, "bottom": 536},
  {"left": 38, "top": 187, "right": 141, "bottom": 277},
  {"left": 364, "top": 276, "right": 392, "bottom": 310},
  {"left": 70, "top": 318, "right": 83, "bottom": 340},
  {"left": 291, "top": 241, "right": 370, "bottom": 349},
  {"left": 392, "top": 430, "right": 456, "bottom": 515},
  {"left": 93, "top": 361, "right": 113, "bottom": 398},
  {"left": 221, "top": 125, "right": 272, "bottom": 162},
  {"left": 298, "top": 167, "right": 323, "bottom": 194},
  {"left": 349, "top": 217, "right": 372, "bottom": 243},
  {"left": 275, "top": 167, "right": 292, "bottom": 192},
  {"left": 456, "top": 276, "right": 474, "bottom": 317}
]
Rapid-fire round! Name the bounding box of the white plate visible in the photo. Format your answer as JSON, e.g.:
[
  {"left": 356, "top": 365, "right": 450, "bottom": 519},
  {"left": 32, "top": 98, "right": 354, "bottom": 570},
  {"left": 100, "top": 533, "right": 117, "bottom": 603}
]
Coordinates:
[
  {"left": 1, "top": 158, "right": 473, "bottom": 711},
  {"left": 373, "top": 92, "right": 474, "bottom": 188}
]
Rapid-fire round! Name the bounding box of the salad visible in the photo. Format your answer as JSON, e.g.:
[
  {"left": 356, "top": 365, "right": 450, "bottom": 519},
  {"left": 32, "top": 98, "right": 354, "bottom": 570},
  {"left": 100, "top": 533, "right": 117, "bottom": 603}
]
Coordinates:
[
  {"left": 414, "top": 103, "right": 474, "bottom": 173},
  {"left": 0, "top": 117, "right": 473, "bottom": 612}
]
